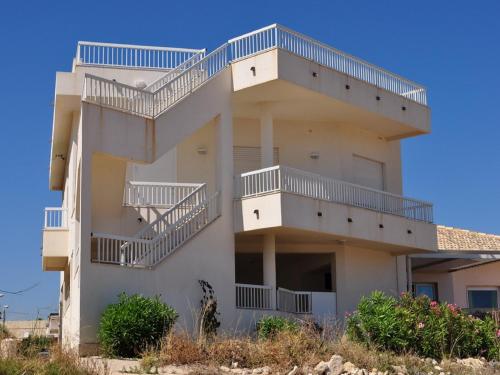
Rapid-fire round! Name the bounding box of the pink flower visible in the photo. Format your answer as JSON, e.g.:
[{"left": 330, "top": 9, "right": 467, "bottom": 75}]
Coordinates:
[
  {"left": 430, "top": 301, "right": 438, "bottom": 308},
  {"left": 496, "top": 329, "right": 500, "bottom": 338},
  {"left": 417, "top": 322, "right": 425, "bottom": 329}
]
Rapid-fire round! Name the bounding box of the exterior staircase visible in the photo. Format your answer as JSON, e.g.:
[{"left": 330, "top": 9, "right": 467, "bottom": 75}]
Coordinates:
[
  {"left": 81, "top": 24, "right": 427, "bottom": 122},
  {"left": 91, "top": 183, "right": 221, "bottom": 268}
]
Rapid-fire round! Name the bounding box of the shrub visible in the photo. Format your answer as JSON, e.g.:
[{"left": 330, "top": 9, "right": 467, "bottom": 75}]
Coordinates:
[
  {"left": 198, "top": 280, "right": 220, "bottom": 339},
  {"left": 256, "top": 316, "right": 298, "bottom": 339},
  {"left": 98, "top": 293, "right": 178, "bottom": 357},
  {"left": 0, "top": 325, "right": 10, "bottom": 339},
  {"left": 347, "top": 291, "right": 500, "bottom": 360},
  {"left": 18, "top": 335, "right": 53, "bottom": 357}
]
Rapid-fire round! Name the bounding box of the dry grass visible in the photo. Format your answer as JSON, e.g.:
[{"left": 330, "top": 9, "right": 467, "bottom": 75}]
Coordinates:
[
  {"left": 0, "top": 344, "right": 107, "bottom": 375},
  {"left": 140, "top": 326, "right": 500, "bottom": 375},
  {"left": 156, "top": 326, "right": 342, "bottom": 372}
]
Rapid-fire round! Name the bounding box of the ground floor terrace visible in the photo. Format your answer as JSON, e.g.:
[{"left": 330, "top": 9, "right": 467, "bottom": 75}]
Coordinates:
[{"left": 232, "top": 231, "right": 412, "bottom": 328}]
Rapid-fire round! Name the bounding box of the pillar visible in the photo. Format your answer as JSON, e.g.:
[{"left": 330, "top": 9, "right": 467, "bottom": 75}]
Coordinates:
[
  {"left": 263, "top": 233, "right": 277, "bottom": 309},
  {"left": 260, "top": 105, "right": 273, "bottom": 168}
]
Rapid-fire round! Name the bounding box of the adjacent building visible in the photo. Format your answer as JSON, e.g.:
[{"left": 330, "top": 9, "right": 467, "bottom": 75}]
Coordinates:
[{"left": 42, "top": 24, "right": 444, "bottom": 353}]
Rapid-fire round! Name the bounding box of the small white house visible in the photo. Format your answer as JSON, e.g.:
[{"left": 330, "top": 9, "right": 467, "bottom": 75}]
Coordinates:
[{"left": 41, "top": 24, "right": 438, "bottom": 354}]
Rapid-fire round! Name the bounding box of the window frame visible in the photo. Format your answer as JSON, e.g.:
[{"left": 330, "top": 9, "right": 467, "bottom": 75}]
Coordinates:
[
  {"left": 413, "top": 282, "right": 438, "bottom": 301},
  {"left": 467, "top": 287, "right": 499, "bottom": 310}
]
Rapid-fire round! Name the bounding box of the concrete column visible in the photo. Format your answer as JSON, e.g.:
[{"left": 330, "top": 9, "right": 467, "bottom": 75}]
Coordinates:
[
  {"left": 262, "top": 233, "right": 277, "bottom": 309},
  {"left": 406, "top": 256, "right": 413, "bottom": 294},
  {"left": 215, "top": 107, "right": 234, "bottom": 212},
  {"left": 260, "top": 105, "right": 274, "bottom": 168},
  {"left": 396, "top": 255, "right": 408, "bottom": 295}
]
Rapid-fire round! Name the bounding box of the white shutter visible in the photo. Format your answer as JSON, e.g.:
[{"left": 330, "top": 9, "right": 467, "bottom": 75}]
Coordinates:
[
  {"left": 353, "top": 155, "right": 385, "bottom": 190},
  {"left": 233, "top": 146, "right": 279, "bottom": 175}
]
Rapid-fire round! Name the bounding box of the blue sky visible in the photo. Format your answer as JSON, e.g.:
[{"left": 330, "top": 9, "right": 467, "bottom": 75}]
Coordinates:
[{"left": 0, "top": 0, "right": 498, "bottom": 320}]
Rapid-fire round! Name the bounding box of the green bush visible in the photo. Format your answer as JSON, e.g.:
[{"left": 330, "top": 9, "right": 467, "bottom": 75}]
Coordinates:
[
  {"left": 256, "top": 316, "right": 298, "bottom": 339},
  {"left": 98, "top": 293, "right": 178, "bottom": 357},
  {"left": 346, "top": 291, "right": 500, "bottom": 360}
]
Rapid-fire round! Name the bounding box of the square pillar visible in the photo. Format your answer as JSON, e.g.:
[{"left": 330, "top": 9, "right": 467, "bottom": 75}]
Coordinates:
[
  {"left": 260, "top": 105, "right": 274, "bottom": 168},
  {"left": 263, "top": 233, "right": 277, "bottom": 309},
  {"left": 396, "top": 255, "right": 408, "bottom": 295}
]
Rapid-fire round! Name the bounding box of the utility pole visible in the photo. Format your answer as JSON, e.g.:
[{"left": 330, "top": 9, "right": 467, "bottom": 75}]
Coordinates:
[{"left": 2, "top": 305, "right": 8, "bottom": 328}]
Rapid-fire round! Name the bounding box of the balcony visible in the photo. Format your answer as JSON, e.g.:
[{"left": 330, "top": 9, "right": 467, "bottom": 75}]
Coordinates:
[
  {"left": 234, "top": 166, "right": 437, "bottom": 252},
  {"left": 235, "top": 284, "right": 336, "bottom": 317},
  {"left": 42, "top": 208, "right": 69, "bottom": 271}
]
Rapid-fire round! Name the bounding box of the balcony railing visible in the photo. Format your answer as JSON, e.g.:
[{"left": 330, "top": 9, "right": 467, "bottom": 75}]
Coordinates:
[
  {"left": 277, "top": 287, "right": 312, "bottom": 314},
  {"left": 229, "top": 24, "right": 427, "bottom": 105},
  {"left": 124, "top": 181, "right": 204, "bottom": 207},
  {"left": 76, "top": 41, "right": 204, "bottom": 69},
  {"left": 44, "top": 207, "right": 68, "bottom": 229},
  {"left": 81, "top": 25, "right": 427, "bottom": 119},
  {"left": 236, "top": 165, "right": 434, "bottom": 223},
  {"left": 235, "top": 284, "right": 273, "bottom": 310}
]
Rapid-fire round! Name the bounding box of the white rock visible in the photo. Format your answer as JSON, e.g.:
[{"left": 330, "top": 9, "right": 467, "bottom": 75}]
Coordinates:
[
  {"left": 287, "top": 365, "right": 299, "bottom": 375},
  {"left": 314, "top": 361, "right": 330, "bottom": 374},
  {"left": 328, "top": 354, "right": 343, "bottom": 375},
  {"left": 456, "top": 358, "right": 484, "bottom": 368},
  {"left": 343, "top": 362, "right": 358, "bottom": 373},
  {"left": 232, "top": 362, "right": 239, "bottom": 369}
]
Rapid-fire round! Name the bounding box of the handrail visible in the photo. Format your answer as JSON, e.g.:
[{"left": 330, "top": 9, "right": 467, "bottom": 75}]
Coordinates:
[
  {"left": 153, "top": 43, "right": 229, "bottom": 116},
  {"left": 76, "top": 41, "right": 204, "bottom": 69},
  {"left": 124, "top": 181, "right": 203, "bottom": 207},
  {"left": 144, "top": 50, "right": 206, "bottom": 93},
  {"left": 82, "top": 24, "right": 427, "bottom": 118},
  {"left": 83, "top": 74, "right": 154, "bottom": 117},
  {"left": 91, "top": 191, "right": 220, "bottom": 267},
  {"left": 134, "top": 183, "right": 207, "bottom": 240},
  {"left": 277, "top": 287, "right": 312, "bottom": 314},
  {"left": 44, "top": 207, "right": 68, "bottom": 229},
  {"left": 236, "top": 165, "right": 433, "bottom": 223},
  {"left": 235, "top": 283, "right": 273, "bottom": 310}
]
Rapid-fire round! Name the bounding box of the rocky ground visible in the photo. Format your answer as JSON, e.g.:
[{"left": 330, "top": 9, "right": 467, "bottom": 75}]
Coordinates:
[{"left": 89, "top": 355, "right": 500, "bottom": 375}]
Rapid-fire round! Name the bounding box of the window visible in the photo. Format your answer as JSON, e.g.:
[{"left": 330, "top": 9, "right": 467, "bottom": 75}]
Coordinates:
[
  {"left": 413, "top": 283, "right": 437, "bottom": 301},
  {"left": 467, "top": 288, "right": 498, "bottom": 309}
]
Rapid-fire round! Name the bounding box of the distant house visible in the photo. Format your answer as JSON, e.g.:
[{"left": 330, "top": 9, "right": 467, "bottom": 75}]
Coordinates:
[
  {"left": 5, "top": 320, "right": 47, "bottom": 339},
  {"left": 412, "top": 225, "right": 500, "bottom": 312},
  {"left": 46, "top": 313, "right": 60, "bottom": 339},
  {"left": 44, "top": 23, "right": 500, "bottom": 356}
]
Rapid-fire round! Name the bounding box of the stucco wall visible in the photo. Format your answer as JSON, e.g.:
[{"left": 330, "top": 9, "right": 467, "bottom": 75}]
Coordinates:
[
  {"left": 452, "top": 262, "right": 500, "bottom": 308},
  {"left": 233, "top": 118, "right": 403, "bottom": 195}
]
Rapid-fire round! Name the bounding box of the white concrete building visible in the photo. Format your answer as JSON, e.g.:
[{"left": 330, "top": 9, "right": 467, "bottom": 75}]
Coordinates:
[{"left": 41, "top": 24, "right": 438, "bottom": 353}]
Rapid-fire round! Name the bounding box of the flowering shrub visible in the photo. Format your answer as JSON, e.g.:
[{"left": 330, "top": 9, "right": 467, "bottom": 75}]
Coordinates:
[{"left": 346, "top": 291, "right": 500, "bottom": 360}]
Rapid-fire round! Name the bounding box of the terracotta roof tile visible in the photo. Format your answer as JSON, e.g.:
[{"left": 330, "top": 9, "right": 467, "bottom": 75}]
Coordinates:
[{"left": 437, "top": 225, "right": 500, "bottom": 251}]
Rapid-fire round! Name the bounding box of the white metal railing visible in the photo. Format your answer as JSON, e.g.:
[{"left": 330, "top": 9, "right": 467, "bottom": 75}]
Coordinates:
[
  {"left": 229, "top": 24, "right": 427, "bottom": 105},
  {"left": 277, "top": 287, "right": 312, "bottom": 314},
  {"left": 44, "top": 207, "right": 68, "bottom": 229},
  {"left": 91, "top": 190, "right": 220, "bottom": 268},
  {"left": 153, "top": 43, "right": 229, "bottom": 115},
  {"left": 133, "top": 183, "right": 207, "bottom": 241},
  {"left": 83, "top": 43, "right": 228, "bottom": 118},
  {"left": 76, "top": 41, "right": 203, "bottom": 69},
  {"left": 124, "top": 181, "right": 203, "bottom": 207},
  {"left": 82, "top": 25, "right": 426, "bottom": 119},
  {"left": 236, "top": 165, "right": 433, "bottom": 223},
  {"left": 235, "top": 284, "right": 273, "bottom": 310},
  {"left": 144, "top": 50, "right": 206, "bottom": 92},
  {"left": 83, "top": 74, "right": 155, "bottom": 117}
]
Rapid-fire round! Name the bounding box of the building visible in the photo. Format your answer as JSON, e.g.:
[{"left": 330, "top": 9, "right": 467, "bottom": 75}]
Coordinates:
[
  {"left": 412, "top": 225, "right": 500, "bottom": 312},
  {"left": 4, "top": 320, "right": 47, "bottom": 339},
  {"left": 41, "top": 24, "right": 438, "bottom": 354}
]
